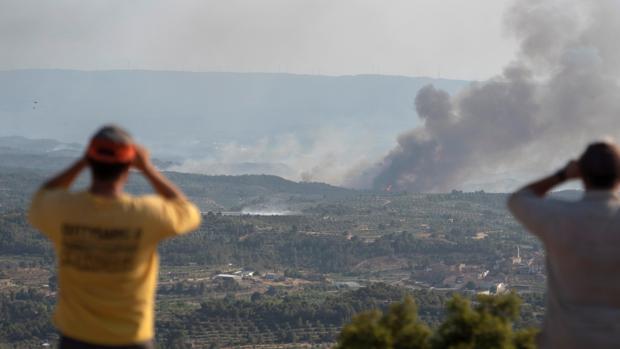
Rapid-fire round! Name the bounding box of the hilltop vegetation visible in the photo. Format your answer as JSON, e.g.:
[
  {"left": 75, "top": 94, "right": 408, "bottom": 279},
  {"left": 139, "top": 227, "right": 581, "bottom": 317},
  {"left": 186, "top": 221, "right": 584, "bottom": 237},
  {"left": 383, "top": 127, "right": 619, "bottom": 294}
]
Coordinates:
[{"left": 0, "top": 165, "right": 547, "bottom": 347}]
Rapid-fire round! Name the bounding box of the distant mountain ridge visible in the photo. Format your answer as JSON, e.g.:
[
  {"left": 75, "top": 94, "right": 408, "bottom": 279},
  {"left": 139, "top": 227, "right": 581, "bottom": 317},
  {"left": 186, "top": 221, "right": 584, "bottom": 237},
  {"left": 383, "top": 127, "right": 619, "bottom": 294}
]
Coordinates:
[{"left": 0, "top": 69, "right": 470, "bottom": 152}]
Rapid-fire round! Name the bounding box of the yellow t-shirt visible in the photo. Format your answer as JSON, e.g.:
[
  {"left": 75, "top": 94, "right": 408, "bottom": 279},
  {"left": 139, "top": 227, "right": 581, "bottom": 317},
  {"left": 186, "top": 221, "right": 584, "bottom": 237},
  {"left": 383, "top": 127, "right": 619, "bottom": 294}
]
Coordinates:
[{"left": 28, "top": 189, "right": 201, "bottom": 345}]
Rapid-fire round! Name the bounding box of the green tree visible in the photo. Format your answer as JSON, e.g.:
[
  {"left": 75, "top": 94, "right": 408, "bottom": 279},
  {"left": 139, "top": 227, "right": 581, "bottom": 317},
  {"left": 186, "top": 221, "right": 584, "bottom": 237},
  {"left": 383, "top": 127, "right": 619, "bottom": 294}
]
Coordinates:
[
  {"left": 335, "top": 296, "right": 431, "bottom": 349},
  {"left": 336, "top": 310, "right": 392, "bottom": 348},
  {"left": 432, "top": 294, "right": 515, "bottom": 348},
  {"left": 432, "top": 293, "right": 537, "bottom": 349},
  {"left": 336, "top": 293, "right": 537, "bottom": 349}
]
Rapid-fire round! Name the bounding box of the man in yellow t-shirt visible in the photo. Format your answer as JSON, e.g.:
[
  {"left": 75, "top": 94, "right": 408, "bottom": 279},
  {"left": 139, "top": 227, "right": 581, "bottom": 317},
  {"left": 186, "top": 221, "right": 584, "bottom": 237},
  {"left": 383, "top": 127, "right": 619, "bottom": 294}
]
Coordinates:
[{"left": 28, "top": 125, "right": 201, "bottom": 348}]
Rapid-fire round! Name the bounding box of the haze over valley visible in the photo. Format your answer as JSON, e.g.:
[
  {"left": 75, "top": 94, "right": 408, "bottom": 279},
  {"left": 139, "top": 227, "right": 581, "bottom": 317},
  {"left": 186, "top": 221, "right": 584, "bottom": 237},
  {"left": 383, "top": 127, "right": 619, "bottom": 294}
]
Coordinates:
[{"left": 0, "top": 70, "right": 470, "bottom": 189}]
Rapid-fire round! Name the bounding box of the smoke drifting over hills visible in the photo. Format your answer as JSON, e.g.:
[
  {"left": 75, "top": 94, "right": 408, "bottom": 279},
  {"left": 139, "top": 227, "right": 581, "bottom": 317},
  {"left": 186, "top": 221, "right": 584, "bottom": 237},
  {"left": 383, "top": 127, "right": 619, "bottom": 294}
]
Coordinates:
[{"left": 360, "top": 0, "right": 620, "bottom": 192}]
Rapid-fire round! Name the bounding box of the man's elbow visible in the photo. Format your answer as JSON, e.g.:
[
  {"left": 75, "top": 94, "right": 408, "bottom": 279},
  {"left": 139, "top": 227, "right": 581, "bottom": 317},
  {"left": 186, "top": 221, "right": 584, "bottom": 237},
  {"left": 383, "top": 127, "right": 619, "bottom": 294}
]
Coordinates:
[
  {"left": 506, "top": 189, "right": 535, "bottom": 219},
  {"left": 187, "top": 207, "right": 202, "bottom": 232},
  {"left": 176, "top": 203, "right": 202, "bottom": 234}
]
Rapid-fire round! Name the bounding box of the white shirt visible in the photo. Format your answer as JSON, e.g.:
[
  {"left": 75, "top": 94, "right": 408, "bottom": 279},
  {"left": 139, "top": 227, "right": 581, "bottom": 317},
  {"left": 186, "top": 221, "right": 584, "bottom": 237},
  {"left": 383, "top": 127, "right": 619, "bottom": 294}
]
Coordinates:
[{"left": 508, "top": 189, "right": 620, "bottom": 349}]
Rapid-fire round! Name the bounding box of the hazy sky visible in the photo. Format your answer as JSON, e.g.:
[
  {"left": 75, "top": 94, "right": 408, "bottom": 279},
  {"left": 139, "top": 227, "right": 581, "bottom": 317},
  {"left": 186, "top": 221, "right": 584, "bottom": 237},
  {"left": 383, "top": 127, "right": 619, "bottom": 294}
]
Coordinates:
[{"left": 0, "top": 0, "right": 516, "bottom": 80}]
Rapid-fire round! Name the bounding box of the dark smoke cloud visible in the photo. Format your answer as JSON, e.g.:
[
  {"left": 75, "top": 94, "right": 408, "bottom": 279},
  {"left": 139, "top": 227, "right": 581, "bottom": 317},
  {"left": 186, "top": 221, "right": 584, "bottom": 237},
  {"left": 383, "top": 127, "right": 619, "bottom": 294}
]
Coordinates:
[{"left": 363, "top": 0, "right": 620, "bottom": 192}]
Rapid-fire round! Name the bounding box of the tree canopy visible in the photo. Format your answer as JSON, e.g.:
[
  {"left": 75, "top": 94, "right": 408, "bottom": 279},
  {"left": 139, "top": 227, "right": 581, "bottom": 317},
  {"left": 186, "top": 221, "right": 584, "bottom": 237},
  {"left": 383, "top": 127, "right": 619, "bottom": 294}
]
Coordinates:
[{"left": 336, "top": 293, "right": 537, "bottom": 349}]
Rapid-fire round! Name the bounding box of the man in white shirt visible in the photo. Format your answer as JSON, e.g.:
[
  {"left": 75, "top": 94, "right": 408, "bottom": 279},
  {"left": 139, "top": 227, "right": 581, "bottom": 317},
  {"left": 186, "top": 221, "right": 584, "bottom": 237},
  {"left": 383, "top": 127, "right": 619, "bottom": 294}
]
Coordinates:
[{"left": 509, "top": 142, "right": 620, "bottom": 349}]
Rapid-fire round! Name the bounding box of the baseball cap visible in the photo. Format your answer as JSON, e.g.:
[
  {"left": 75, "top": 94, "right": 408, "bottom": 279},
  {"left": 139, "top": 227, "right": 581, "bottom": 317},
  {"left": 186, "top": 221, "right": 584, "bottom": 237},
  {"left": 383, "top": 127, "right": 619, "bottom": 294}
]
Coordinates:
[{"left": 87, "top": 125, "right": 136, "bottom": 164}]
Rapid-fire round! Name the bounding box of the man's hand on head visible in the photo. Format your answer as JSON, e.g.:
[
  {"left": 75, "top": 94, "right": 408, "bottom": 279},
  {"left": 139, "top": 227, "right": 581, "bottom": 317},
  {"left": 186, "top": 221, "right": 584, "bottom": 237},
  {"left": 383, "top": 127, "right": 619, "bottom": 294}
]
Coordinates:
[
  {"left": 131, "top": 144, "right": 186, "bottom": 200},
  {"left": 132, "top": 144, "right": 152, "bottom": 173},
  {"left": 562, "top": 160, "right": 581, "bottom": 181}
]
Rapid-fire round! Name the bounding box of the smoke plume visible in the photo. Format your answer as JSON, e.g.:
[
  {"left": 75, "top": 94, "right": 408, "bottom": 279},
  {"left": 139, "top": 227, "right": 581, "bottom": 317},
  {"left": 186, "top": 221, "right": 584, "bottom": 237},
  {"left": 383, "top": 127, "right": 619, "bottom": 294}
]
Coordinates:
[{"left": 364, "top": 0, "right": 620, "bottom": 192}]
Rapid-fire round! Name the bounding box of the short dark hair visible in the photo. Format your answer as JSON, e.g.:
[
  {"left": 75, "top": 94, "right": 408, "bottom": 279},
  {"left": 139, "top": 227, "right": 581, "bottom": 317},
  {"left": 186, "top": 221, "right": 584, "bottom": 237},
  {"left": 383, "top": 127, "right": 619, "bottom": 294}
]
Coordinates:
[
  {"left": 579, "top": 142, "right": 620, "bottom": 189},
  {"left": 88, "top": 158, "right": 130, "bottom": 182}
]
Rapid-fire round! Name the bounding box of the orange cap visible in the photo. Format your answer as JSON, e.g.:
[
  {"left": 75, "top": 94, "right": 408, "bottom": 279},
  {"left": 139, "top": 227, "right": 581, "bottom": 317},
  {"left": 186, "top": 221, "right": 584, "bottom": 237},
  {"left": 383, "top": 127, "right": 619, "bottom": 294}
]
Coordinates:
[{"left": 87, "top": 138, "right": 136, "bottom": 164}]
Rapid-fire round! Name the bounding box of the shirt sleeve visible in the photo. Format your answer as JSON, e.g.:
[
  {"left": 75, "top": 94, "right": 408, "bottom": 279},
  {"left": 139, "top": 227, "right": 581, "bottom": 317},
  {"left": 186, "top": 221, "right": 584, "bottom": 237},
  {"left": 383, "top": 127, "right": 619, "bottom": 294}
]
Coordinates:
[
  {"left": 151, "top": 198, "right": 202, "bottom": 239},
  {"left": 28, "top": 188, "right": 64, "bottom": 241},
  {"left": 507, "top": 188, "right": 563, "bottom": 240}
]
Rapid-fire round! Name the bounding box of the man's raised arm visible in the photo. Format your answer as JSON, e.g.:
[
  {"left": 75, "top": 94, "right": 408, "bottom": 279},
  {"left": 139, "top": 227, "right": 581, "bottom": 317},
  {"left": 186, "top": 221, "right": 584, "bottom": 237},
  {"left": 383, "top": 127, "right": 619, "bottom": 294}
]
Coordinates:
[
  {"left": 507, "top": 160, "right": 580, "bottom": 237},
  {"left": 41, "top": 157, "right": 88, "bottom": 190},
  {"left": 515, "top": 160, "right": 581, "bottom": 198}
]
